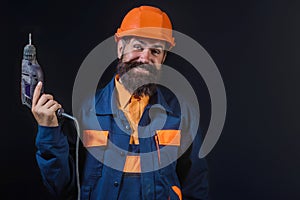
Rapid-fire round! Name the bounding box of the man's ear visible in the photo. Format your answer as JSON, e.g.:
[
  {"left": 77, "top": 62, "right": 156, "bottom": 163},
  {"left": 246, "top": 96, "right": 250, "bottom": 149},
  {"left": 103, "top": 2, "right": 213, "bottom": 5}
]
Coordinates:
[{"left": 117, "top": 39, "right": 125, "bottom": 59}]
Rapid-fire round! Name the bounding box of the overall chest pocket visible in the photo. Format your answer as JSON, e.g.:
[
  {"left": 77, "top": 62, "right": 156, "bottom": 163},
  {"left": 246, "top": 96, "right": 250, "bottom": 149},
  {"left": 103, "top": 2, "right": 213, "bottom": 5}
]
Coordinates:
[
  {"left": 156, "top": 130, "right": 181, "bottom": 146},
  {"left": 82, "top": 129, "right": 109, "bottom": 167},
  {"left": 154, "top": 130, "right": 181, "bottom": 170},
  {"left": 82, "top": 130, "right": 109, "bottom": 147}
]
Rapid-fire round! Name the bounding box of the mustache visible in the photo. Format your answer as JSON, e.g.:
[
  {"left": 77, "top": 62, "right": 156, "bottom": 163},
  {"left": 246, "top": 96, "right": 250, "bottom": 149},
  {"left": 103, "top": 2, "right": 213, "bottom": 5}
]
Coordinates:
[
  {"left": 116, "top": 60, "right": 158, "bottom": 77},
  {"left": 116, "top": 60, "right": 159, "bottom": 97}
]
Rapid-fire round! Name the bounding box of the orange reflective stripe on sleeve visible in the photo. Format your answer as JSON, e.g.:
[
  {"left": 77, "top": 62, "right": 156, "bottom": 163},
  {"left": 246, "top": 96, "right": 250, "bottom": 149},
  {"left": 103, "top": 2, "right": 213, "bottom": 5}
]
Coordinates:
[
  {"left": 171, "top": 186, "right": 182, "bottom": 200},
  {"left": 123, "top": 155, "right": 141, "bottom": 173},
  {"left": 156, "top": 130, "right": 181, "bottom": 146},
  {"left": 82, "top": 130, "right": 109, "bottom": 147}
]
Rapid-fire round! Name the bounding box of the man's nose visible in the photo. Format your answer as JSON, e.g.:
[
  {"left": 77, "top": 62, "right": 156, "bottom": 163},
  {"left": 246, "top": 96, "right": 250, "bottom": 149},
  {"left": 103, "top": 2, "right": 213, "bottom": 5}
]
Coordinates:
[{"left": 138, "top": 49, "right": 151, "bottom": 63}]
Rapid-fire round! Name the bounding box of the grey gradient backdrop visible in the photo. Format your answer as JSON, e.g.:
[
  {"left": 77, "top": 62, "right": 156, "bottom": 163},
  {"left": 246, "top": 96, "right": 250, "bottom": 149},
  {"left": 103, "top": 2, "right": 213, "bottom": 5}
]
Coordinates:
[{"left": 3, "top": 0, "right": 300, "bottom": 199}]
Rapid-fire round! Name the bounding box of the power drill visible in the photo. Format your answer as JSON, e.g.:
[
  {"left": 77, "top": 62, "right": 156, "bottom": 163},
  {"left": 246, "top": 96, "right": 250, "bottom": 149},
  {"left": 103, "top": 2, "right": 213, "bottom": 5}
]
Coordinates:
[{"left": 21, "top": 33, "right": 64, "bottom": 118}]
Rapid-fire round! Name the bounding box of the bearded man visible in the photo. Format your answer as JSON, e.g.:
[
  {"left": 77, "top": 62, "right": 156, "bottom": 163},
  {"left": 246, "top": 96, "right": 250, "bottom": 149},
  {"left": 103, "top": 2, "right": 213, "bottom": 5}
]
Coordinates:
[{"left": 32, "top": 5, "right": 209, "bottom": 200}]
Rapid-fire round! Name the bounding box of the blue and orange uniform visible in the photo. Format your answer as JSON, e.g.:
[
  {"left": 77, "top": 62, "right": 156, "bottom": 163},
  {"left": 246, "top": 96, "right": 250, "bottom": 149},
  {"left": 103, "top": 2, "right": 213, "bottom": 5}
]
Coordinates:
[{"left": 35, "top": 75, "right": 209, "bottom": 200}]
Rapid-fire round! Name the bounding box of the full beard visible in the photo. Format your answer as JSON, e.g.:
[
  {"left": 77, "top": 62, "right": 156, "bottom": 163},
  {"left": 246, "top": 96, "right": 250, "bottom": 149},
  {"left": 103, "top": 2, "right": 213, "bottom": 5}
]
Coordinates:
[{"left": 116, "top": 60, "right": 160, "bottom": 97}]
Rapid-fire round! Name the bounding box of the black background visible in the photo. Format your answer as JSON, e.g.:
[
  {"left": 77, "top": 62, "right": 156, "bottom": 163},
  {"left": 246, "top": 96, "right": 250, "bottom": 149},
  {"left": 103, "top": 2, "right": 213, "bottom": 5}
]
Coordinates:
[{"left": 3, "top": 0, "right": 300, "bottom": 199}]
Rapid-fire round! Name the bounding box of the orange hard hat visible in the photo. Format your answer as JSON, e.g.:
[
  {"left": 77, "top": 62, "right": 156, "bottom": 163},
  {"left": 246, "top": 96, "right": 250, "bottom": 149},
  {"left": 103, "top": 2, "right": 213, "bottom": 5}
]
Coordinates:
[{"left": 115, "top": 5, "right": 175, "bottom": 47}]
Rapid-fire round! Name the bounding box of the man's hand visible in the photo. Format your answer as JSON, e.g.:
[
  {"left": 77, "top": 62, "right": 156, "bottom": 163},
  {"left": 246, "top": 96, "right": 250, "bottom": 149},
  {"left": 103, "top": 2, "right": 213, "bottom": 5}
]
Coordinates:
[{"left": 31, "top": 81, "right": 62, "bottom": 127}]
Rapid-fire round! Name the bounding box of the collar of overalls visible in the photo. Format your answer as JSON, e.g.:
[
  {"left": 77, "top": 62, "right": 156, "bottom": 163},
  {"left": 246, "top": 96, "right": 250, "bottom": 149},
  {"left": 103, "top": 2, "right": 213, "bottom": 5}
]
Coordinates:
[{"left": 94, "top": 74, "right": 175, "bottom": 116}]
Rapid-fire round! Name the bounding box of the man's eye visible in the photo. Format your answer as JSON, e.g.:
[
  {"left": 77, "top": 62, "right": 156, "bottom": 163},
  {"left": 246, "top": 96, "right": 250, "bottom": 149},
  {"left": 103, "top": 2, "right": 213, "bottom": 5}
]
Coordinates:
[
  {"left": 151, "top": 49, "right": 161, "bottom": 55},
  {"left": 133, "top": 44, "right": 143, "bottom": 50}
]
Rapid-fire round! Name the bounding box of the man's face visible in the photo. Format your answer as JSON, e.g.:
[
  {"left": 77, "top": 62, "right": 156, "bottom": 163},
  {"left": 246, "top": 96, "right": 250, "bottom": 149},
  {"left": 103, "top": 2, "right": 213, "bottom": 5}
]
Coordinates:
[
  {"left": 117, "top": 37, "right": 167, "bottom": 96},
  {"left": 118, "top": 37, "right": 167, "bottom": 68}
]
